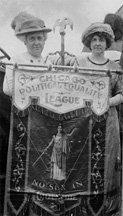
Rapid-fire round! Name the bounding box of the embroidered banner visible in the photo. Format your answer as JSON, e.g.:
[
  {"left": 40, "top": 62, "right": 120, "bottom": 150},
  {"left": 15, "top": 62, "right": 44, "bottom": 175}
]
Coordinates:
[
  {"left": 5, "top": 108, "right": 107, "bottom": 216},
  {"left": 13, "top": 69, "right": 110, "bottom": 116},
  {"left": 4, "top": 68, "right": 111, "bottom": 216}
]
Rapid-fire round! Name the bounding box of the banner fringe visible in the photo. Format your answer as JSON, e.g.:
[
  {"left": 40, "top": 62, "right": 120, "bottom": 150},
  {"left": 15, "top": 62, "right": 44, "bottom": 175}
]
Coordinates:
[{"left": 12, "top": 104, "right": 108, "bottom": 121}]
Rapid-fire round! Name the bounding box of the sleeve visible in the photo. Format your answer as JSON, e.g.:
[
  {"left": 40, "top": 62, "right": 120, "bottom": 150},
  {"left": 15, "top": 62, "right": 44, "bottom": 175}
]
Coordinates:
[
  {"left": 3, "top": 59, "right": 15, "bottom": 96},
  {"left": 110, "top": 61, "right": 123, "bottom": 96},
  {"left": 119, "top": 52, "right": 123, "bottom": 69},
  {"left": 114, "top": 74, "right": 123, "bottom": 95},
  {"left": 75, "top": 56, "right": 88, "bottom": 67}
]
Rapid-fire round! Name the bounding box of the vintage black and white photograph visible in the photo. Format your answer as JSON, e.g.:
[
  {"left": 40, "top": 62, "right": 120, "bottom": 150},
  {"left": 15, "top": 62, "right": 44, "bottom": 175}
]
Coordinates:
[{"left": 0, "top": 0, "right": 123, "bottom": 215}]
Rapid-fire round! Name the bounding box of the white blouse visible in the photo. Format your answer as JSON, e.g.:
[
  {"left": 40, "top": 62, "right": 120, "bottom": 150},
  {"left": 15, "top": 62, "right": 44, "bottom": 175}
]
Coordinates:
[{"left": 3, "top": 52, "right": 51, "bottom": 96}]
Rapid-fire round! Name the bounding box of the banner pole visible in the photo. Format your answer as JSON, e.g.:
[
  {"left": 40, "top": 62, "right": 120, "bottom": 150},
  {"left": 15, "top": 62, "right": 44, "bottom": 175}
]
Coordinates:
[
  {"left": 2, "top": 62, "right": 123, "bottom": 74},
  {"left": 53, "top": 18, "right": 73, "bottom": 66}
]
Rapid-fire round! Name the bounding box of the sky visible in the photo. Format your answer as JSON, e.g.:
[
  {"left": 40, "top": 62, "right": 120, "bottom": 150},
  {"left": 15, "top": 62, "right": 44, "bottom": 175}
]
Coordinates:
[{"left": 0, "top": 0, "right": 123, "bottom": 59}]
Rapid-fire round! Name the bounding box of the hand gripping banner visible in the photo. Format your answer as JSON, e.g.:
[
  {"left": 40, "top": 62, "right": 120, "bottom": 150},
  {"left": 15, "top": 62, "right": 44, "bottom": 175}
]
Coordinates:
[{"left": 4, "top": 68, "right": 115, "bottom": 216}]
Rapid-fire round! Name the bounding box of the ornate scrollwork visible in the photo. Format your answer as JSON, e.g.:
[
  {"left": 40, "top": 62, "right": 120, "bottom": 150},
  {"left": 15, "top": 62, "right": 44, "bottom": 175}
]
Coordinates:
[
  {"left": 91, "top": 128, "right": 104, "bottom": 194},
  {"left": 12, "top": 121, "right": 26, "bottom": 191}
]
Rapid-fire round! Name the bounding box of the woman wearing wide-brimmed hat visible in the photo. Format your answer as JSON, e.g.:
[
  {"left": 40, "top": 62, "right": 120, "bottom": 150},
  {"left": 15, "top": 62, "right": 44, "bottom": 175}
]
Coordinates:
[
  {"left": 78, "top": 22, "right": 123, "bottom": 215},
  {"left": 53, "top": 22, "right": 123, "bottom": 215},
  {"left": 63, "top": 22, "right": 123, "bottom": 106},
  {"left": 3, "top": 12, "right": 53, "bottom": 216},
  {"left": 3, "top": 12, "right": 52, "bottom": 96}
]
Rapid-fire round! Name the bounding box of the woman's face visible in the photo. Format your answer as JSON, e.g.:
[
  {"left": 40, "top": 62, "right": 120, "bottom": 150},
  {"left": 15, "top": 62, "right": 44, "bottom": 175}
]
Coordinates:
[
  {"left": 25, "top": 32, "right": 46, "bottom": 58},
  {"left": 90, "top": 35, "right": 107, "bottom": 55}
]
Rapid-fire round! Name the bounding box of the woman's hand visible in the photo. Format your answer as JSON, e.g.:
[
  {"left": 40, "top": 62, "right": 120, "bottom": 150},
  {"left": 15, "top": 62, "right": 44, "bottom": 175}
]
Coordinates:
[
  {"left": 47, "top": 53, "right": 76, "bottom": 66},
  {"left": 109, "top": 94, "right": 123, "bottom": 107}
]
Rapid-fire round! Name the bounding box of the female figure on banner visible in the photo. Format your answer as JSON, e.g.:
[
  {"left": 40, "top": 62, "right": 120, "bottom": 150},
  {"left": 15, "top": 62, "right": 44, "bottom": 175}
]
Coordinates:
[{"left": 50, "top": 124, "right": 67, "bottom": 181}]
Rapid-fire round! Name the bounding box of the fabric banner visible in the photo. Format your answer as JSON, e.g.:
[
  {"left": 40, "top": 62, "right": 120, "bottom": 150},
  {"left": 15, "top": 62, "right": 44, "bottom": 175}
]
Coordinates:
[
  {"left": 13, "top": 69, "right": 110, "bottom": 116},
  {"left": 4, "top": 68, "right": 119, "bottom": 216}
]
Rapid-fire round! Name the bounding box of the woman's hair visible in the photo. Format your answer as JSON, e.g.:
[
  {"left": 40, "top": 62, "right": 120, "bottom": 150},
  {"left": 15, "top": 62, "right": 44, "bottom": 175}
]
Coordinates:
[
  {"left": 86, "top": 32, "right": 112, "bottom": 50},
  {"left": 104, "top": 13, "right": 123, "bottom": 42}
]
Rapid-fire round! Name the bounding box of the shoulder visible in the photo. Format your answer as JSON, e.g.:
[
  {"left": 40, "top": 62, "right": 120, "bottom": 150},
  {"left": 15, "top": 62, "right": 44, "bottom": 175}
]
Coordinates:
[
  {"left": 108, "top": 60, "right": 122, "bottom": 86},
  {"left": 9, "top": 52, "right": 28, "bottom": 64},
  {"left": 76, "top": 55, "right": 89, "bottom": 67},
  {"left": 108, "top": 59, "right": 121, "bottom": 70}
]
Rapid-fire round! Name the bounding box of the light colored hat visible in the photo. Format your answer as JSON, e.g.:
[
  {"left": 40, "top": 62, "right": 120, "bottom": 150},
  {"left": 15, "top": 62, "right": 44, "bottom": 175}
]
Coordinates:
[
  {"left": 81, "top": 22, "right": 114, "bottom": 48},
  {"left": 11, "top": 12, "right": 52, "bottom": 41}
]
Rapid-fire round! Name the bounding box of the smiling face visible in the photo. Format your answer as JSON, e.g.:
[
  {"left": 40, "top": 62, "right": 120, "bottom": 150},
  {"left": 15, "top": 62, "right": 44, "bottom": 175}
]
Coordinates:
[
  {"left": 25, "top": 31, "right": 46, "bottom": 57},
  {"left": 90, "top": 34, "right": 107, "bottom": 55}
]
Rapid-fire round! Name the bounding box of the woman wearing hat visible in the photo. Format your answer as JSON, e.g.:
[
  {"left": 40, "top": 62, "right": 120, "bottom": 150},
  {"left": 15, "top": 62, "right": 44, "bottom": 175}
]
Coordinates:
[
  {"left": 3, "top": 12, "right": 53, "bottom": 216},
  {"left": 77, "top": 23, "right": 123, "bottom": 215},
  {"left": 78, "top": 22, "right": 123, "bottom": 105},
  {"left": 3, "top": 12, "right": 52, "bottom": 96},
  {"left": 53, "top": 22, "right": 123, "bottom": 215}
]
